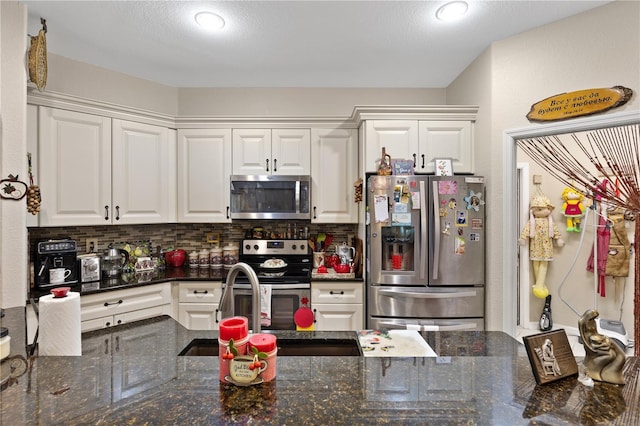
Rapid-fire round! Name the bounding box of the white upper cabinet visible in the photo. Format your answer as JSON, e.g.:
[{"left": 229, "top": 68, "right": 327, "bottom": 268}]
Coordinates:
[
  {"left": 364, "top": 120, "right": 418, "bottom": 173},
  {"left": 111, "top": 119, "right": 176, "bottom": 224},
  {"left": 311, "top": 128, "right": 358, "bottom": 223},
  {"left": 177, "top": 129, "right": 232, "bottom": 222},
  {"left": 232, "top": 128, "right": 310, "bottom": 175},
  {"left": 364, "top": 119, "right": 474, "bottom": 174},
  {"left": 38, "top": 107, "right": 112, "bottom": 226},
  {"left": 417, "top": 121, "right": 473, "bottom": 174},
  {"left": 37, "top": 107, "right": 175, "bottom": 226}
]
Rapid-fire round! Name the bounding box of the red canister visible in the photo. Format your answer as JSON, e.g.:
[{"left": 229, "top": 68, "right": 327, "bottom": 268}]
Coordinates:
[
  {"left": 248, "top": 333, "right": 278, "bottom": 382},
  {"left": 218, "top": 316, "right": 249, "bottom": 382}
]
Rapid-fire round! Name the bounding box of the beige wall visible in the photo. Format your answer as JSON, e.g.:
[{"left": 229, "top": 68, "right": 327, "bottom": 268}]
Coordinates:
[
  {"left": 448, "top": 1, "right": 640, "bottom": 333},
  {"left": 178, "top": 87, "right": 445, "bottom": 117}
]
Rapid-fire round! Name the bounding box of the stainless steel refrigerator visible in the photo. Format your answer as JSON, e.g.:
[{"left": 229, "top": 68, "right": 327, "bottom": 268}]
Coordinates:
[{"left": 367, "top": 175, "right": 485, "bottom": 331}]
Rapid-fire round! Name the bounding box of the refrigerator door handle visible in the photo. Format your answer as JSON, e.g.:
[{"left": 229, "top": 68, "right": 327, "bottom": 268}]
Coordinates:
[
  {"left": 379, "top": 289, "right": 478, "bottom": 299},
  {"left": 431, "top": 180, "right": 440, "bottom": 280},
  {"left": 420, "top": 180, "right": 427, "bottom": 280},
  {"left": 422, "top": 323, "right": 477, "bottom": 331}
]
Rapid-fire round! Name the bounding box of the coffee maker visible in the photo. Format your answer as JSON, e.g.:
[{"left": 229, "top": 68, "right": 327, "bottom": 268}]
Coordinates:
[{"left": 34, "top": 239, "right": 79, "bottom": 288}]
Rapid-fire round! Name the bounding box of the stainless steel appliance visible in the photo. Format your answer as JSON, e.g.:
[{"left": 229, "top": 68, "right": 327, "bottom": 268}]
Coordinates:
[
  {"left": 367, "top": 175, "right": 485, "bottom": 331},
  {"left": 78, "top": 254, "right": 101, "bottom": 282},
  {"left": 227, "top": 239, "right": 311, "bottom": 330},
  {"left": 101, "top": 248, "right": 129, "bottom": 277},
  {"left": 230, "top": 175, "right": 311, "bottom": 220},
  {"left": 34, "top": 239, "right": 79, "bottom": 288}
]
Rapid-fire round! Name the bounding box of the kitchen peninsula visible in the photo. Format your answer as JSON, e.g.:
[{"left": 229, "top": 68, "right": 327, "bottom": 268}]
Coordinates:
[{"left": 1, "top": 310, "right": 638, "bottom": 425}]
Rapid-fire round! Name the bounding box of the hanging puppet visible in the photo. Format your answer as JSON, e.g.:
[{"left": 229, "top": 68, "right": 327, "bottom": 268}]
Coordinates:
[
  {"left": 519, "top": 195, "right": 565, "bottom": 299},
  {"left": 561, "top": 186, "right": 586, "bottom": 232}
]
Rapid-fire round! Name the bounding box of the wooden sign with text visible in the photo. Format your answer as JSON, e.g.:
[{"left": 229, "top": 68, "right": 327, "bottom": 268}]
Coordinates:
[{"left": 527, "top": 86, "right": 633, "bottom": 122}]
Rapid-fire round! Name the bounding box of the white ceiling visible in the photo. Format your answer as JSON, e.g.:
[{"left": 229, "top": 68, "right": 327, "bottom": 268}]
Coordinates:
[{"left": 21, "top": 1, "right": 611, "bottom": 88}]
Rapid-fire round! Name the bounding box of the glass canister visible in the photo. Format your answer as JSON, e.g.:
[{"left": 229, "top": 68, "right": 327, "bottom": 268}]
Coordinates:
[{"left": 223, "top": 244, "right": 239, "bottom": 268}]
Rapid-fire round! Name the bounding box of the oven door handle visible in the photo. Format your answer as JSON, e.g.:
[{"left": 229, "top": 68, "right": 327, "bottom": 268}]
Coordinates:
[
  {"left": 378, "top": 289, "right": 477, "bottom": 299},
  {"left": 231, "top": 283, "right": 311, "bottom": 291}
]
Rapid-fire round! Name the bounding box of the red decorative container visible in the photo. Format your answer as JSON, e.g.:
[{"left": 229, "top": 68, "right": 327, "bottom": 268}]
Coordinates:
[
  {"left": 218, "top": 316, "right": 249, "bottom": 382},
  {"left": 248, "top": 334, "right": 278, "bottom": 382}
]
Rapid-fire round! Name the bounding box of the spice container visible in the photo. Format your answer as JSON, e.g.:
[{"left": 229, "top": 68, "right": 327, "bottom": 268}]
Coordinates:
[
  {"left": 223, "top": 244, "right": 238, "bottom": 268},
  {"left": 188, "top": 251, "right": 199, "bottom": 269},
  {"left": 199, "top": 249, "right": 210, "bottom": 268},
  {"left": 209, "top": 247, "right": 222, "bottom": 269}
]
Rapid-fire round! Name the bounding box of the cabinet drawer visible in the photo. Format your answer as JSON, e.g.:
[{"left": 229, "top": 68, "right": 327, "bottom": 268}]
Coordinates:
[
  {"left": 312, "top": 303, "right": 363, "bottom": 331},
  {"left": 81, "top": 283, "right": 171, "bottom": 322},
  {"left": 312, "top": 282, "right": 363, "bottom": 304},
  {"left": 178, "top": 303, "right": 220, "bottom": 330},
  {"left": 178, "top": 282, "right": 222, "bottom": 303}
]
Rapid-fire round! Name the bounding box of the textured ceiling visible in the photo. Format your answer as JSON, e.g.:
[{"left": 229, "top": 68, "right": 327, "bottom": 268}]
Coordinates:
[{"left": 22, "top": 1, "right": 611, "bottom": 88}]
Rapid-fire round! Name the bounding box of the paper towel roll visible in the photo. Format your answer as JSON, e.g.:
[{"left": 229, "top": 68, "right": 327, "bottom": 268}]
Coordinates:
[{"left": 39, "top": 292, "right": 82, "bottom": 356}]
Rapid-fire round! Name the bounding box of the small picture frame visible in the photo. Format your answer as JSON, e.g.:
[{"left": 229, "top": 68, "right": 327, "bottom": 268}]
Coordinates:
[
  {"left": 434, "top": 158, "right": 454, "bottom": 176},
  {"left": 522, "top": 329, "right": 579, "bottom": 385},
  {"left": 392, "top": 159, "right": 414, "bottom": 175}
]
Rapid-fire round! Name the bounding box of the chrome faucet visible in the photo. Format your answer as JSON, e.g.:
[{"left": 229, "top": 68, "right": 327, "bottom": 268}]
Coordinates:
[{"left": 218, "top": 262, "right": 261, "bottom": 334}]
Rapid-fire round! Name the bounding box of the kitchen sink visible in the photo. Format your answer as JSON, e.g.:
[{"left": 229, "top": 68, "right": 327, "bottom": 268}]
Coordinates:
[{"left": 178, "top": 337, "right": 362, "bottom": 357}]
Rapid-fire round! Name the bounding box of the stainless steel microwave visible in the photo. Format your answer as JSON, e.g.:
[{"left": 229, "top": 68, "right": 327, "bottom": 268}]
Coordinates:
[{"left": 230, "top": 175, "right": 311, "bottom": 220}]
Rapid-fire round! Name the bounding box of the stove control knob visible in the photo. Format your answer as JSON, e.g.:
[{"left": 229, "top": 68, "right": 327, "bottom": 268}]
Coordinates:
[
  {"left": 245, "top": 244, "right": 251, "bottom": 251},
  {"left": 291, "top": 244, "right": 297, "bottom": 250},
  {"left": 300, "top": 244, "right": 305, "bottom": 251},
  {"left": 254, "top": 244, "right": 259, "bottom": 251}
]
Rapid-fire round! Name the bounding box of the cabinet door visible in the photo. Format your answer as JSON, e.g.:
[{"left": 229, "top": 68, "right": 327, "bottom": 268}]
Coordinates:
[
  {"left": 178, "top": 303, "right": 220, "bottom": 330},
  {"left": 364, "top": 120, "right": 418, "bottom": 173},
  {"left": 232, "top": 129, "right": 272, "bottom": 174},
  {"left": 38, "top": 107, "right": 111, "bottom": 226},
  {"left": 177, "top": 129, "right": 232, "bottom": 222},
  {"left": 271, "top": 129, "right": 311, "bottom": 175},
  {"left": 311, "top": 128, "right": 358, "bottom": 223},
  {"left": 111, "top": 320, "right": 176, "bottom": 401},
  {"left": 418, "top": 121, "right": 473, "bottom": 173},
  {"left": 112, "top": 119, "right": 177, "bottom": 223},
  {"left": 312, "top": 303, "right": 363, "bottom": 331}
]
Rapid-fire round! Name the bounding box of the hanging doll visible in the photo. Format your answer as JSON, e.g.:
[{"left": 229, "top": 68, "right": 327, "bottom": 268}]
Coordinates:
[
  {"left": 561, "top": 187, "right": 586, "bottom": 232},
  {"left": 519, "top": 195, "right": 565, "bottom": 299}
]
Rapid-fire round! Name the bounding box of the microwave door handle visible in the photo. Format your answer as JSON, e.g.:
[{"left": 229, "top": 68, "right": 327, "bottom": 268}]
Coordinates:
[
  {"left": 431, "top": 180, "right": 440, "bottom": 280},
  {"left": 379, "top": 289, "right": 478, "bottom": 299},
  {"left": 419, "top": 180, "right": 427, "bottom": 280}
]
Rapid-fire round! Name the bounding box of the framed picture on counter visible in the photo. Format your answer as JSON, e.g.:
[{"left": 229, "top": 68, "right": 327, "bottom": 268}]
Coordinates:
[{"left": 522, "top": 329, "right": 578, "bottom": 385}]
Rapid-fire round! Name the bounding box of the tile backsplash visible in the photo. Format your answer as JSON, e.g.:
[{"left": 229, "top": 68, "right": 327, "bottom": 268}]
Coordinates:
[{"left": 28, "top": 222, "right": 358, "bottom": 257}]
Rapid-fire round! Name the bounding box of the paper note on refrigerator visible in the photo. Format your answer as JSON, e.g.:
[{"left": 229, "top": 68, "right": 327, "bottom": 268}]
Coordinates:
[{"left": 374, "top": 195, "right": 389, "bottom": 222}]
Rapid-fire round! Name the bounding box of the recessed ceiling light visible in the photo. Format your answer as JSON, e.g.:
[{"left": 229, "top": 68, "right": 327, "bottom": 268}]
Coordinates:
[
  {"left": 435, "top": 1, "right": 468, "bottom": 21},
  {"left": 195, "top": 12, "right": 225, "bottom": 31}
]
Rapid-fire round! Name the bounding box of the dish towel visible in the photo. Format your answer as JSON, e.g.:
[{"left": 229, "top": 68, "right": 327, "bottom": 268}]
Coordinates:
[{"left": 260, "top": 285, "right": 272, "bottom": 327}]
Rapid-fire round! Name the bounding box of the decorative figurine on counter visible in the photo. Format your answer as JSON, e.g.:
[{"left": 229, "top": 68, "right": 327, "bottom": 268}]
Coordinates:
[
  {"left": 578, "top": 309, "right": 626, "bottom": 385},
  {"left": 561, "top": 186, "right": 586, "bottom": 232},
  {"left": 519, "top": 195, "right": 565, "bottom": 299}
]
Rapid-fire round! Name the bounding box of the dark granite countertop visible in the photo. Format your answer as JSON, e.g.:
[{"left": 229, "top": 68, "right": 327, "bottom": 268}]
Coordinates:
[
  {"left": 30, "top": 266, "right": 226, "bottom": 299},
  {"left": 1, "top": 308, "right": 638, "bottom": 425}
]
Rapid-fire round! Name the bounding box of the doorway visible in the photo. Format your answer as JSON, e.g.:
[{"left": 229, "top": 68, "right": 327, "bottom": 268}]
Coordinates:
[{"left": 502, "top": 110, "right": 640, "bottom": 338}]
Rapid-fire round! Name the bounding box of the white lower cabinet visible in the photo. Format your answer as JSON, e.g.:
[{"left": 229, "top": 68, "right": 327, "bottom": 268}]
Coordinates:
[
  {"left": 311, "top": 281, "right": 363, "bottom": 331},
  {"left": 177, "top": 281, "right": 223, "bottom": 330},
  {"left": 80, "top": 283, "right": 172, "bottom": 332},
  {"left": 80, "top": 319, "right": 176, "bottom": 408}
]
